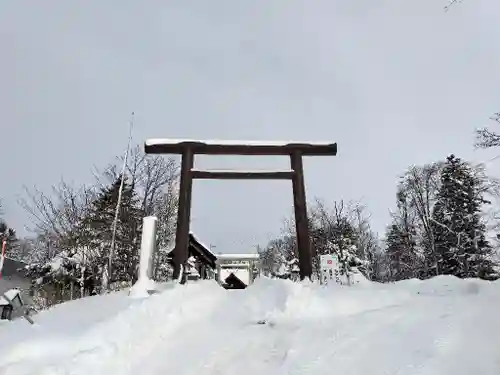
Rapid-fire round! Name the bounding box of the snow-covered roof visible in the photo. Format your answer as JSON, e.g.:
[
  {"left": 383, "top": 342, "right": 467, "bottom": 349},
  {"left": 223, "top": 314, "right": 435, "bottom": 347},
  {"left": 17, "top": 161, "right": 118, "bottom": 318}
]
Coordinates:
[
  {"left": 160, "top": 232, "right": 217, "bottom": 258},
  {"left": 220, "top": 263, "right": 252, "bottom": 268},
  {"left": 0, "top": 288, "right": 21, "bottom": 306},
  {"left": 189, "top": 232, "right": 217, "bottom": 258},
  {"left": 158, "top": 235, "right": 261, "bottom": 267},
  {"left": 217, "top": 253, "right": 260, "bottom": 261},
  {"left": 219, "top": 268, "right": 250, "bottom": 286}
]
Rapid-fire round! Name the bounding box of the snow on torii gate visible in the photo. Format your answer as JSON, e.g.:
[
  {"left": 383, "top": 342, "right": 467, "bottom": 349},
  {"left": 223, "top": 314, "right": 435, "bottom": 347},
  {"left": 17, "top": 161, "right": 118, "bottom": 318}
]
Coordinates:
[{"left": 144, "top": 139, "right": 338, "bottom": 283}]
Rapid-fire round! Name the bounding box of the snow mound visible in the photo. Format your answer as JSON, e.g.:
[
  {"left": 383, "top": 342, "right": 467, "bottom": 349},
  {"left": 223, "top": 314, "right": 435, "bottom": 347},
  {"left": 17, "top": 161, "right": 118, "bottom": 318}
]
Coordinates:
[
  {"left": 0, "top": 276, "right": 499, "bottom": 375},
  {"left": 0, "top": 281, "right": 226, "bottom": 374},
  {"left": 129, "top": 277, "right": 157, "bottom": 298},
  {"left": 399, "top": 275, "right": 493, "bottom": 296},
  {"left": 216, "top": 276, "right": 413, "bottom": 326}
]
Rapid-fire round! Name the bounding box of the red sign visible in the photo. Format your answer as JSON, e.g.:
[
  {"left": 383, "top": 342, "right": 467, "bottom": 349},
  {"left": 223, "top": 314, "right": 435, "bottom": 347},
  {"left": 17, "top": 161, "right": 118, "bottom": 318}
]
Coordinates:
[{"left": 327, "top": 260, "right": 332, "bottom": 265}]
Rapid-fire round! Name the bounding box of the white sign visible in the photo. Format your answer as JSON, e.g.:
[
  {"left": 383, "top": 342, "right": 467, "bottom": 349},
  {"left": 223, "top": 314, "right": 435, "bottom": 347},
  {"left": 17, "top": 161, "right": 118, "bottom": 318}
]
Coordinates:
[{"left": 319, "top": 254, "right": 340, "bottom": 285}]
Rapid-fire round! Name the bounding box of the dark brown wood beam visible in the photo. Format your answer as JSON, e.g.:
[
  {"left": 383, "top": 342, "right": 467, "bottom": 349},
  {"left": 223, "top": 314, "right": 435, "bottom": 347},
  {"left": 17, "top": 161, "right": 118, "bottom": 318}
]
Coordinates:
[
  {"left": 290, "top": 151, "right": 313, "bottom": 280},
  {"left": 172, "top": 147, "right": 194, "bottom": 284},
  {"left": 191, "top": 169, "right": 294, "bottom": 180},
  {"left": 145, "top": 139, "right": 337, "bottom": 156}
]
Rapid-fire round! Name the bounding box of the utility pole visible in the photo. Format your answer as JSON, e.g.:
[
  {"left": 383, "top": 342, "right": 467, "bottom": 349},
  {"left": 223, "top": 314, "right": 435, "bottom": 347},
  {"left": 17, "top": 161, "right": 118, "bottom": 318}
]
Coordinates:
[{"left": 107, "top": 112, "right": 135, "bottom": 291}]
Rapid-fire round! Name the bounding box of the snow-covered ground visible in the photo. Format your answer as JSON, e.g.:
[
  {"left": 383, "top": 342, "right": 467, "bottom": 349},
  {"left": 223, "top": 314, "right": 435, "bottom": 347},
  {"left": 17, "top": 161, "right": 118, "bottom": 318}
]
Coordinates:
[{"left": 0, "top": 276, "right": 499, "bottom": 375}]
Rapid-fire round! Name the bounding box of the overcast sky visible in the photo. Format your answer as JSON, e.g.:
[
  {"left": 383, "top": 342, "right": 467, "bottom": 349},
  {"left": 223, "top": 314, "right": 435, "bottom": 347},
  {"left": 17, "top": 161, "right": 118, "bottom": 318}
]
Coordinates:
[{"left": 1, "top": 0, "right": 500, "bottom": 253}]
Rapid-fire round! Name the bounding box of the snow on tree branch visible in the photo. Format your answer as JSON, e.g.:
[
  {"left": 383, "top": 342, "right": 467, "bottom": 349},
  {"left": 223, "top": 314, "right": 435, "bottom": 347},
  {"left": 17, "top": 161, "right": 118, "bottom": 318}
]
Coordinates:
[
  {"left": 475, "top": 113, "right": 500, "bottom": 149},
  {"left": 444, "top": 0, "right": 463, "bottom": 12}
]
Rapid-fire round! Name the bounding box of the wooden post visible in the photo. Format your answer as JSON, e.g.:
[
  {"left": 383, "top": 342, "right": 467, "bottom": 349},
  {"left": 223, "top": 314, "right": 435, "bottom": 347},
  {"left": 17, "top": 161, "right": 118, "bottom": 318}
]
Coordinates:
[
  {"left": 290, "top": 151, "right": 313, "bottom": 280},
  {"left": 172, "top": 148, "right": 194, "bottom": 283}
]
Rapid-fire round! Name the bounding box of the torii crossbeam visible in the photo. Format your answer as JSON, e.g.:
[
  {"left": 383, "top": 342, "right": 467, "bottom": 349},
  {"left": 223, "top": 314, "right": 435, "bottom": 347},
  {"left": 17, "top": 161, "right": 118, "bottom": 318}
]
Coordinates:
[{"left": 144, "top": 139, "right": 338, "bottom": 283}]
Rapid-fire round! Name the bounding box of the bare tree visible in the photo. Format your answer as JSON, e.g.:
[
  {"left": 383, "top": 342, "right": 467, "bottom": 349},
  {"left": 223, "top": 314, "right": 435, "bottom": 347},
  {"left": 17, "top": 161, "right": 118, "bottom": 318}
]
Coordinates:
[
  {"left": 20, "top": 145, "right": 180, "bottom": 288},
  {"left": 444, "top": 0, "right": 463, "bottom": 11},
  {"left": 153, "top": 181, "right": 179, "bottom": 250},
  {"left": 259, "top": 238, "right": 293, "bottom": 276},
  {"left": 19, "top": 180, "right": 104, "bottom": 292},
  {"left": 97, "top": 145, "right": 179, "bottom": 215},
  {"left": 351, "top": 203, "right": 381, "bottom": 279},
  {"left": 475, "top": 113, "right": 500, "bottom": 149},
  {"left": 399, "top": 163, "right": 441, "bottom": 275},
  {"left": 308, "top": 198, "right": 378, "bottom": 278},
  {"left": 19, "top": 180, "right": 96, "bottom": 248},
  {"left": 262, "top": 197, "right": 380, "bottom": 281},
  {"left": 91, "top": 146, "right": 179, "bottom": 284},
  {"left": 310, "top": 199, "right": 358, "bottom": 245},
  {"left": 100, "top": 145, "right": 179, "bottom": 260},
  {"left": 471, "top": 162, "right": 500, "bottom": 197}
]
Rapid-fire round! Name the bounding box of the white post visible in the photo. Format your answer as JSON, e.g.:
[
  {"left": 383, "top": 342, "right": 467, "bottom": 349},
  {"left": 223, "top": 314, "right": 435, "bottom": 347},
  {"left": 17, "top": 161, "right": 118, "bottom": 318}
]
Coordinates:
[
  {"left": 139, "top": 216, "right": 157, "bottom": 280},
  {"left": 129, "top": 216, "right": 158, "bottom": 298}
]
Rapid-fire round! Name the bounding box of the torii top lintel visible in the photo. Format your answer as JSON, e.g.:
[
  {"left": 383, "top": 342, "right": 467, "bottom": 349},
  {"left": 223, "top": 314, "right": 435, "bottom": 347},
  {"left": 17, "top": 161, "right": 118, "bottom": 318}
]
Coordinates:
[{"left": 144, "top": 139, "right": 338, "bottom": 156}]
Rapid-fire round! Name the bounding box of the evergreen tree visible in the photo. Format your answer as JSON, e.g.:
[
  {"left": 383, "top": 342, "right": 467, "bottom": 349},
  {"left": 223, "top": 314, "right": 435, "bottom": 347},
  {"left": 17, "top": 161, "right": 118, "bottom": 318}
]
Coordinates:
[
  {"left": 431, "top": 154, "right": 495, "bottom": 278},
  {"left": 0, "top": 221, "right": 19, "bottom": 260},
  {"left": 385, "top": 223, "right": 418, "bottom": 280},
  {"left": 385, "top": 188, "right": 421, "bottom": 281},
  {"left": 81, "top": 175, "right": 142, "bottom": 285}
]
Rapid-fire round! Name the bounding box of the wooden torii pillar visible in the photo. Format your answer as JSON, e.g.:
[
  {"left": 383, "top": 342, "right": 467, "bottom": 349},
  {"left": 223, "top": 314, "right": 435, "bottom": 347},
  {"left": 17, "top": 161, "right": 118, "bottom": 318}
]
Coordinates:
[{"left": 144, "top": 139, "right": 338, "bottom": 283}]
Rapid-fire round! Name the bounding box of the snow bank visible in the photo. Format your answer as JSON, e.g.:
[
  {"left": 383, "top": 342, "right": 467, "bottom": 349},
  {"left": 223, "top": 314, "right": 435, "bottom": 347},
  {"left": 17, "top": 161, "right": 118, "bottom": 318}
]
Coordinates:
[
  {"left": 0, "top": 276, "right": 499, "bottom": 375},
  {"left": 396, "top": 274, "right": 495, "bottom": 296},
  {"left": 0, "top": 289, "right": 135, "bottom": 360},
  {"left": 0, "top": 281, "right": 226, "bottom": 374},
  {"left": 216, "top": 276, "right": 414, "bottom": 326}
]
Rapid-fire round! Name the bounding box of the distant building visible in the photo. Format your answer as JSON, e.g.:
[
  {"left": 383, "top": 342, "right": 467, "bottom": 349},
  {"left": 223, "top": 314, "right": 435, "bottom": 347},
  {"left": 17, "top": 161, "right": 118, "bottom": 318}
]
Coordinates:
[
  {"left": 216, "top": 253, "right": 260, "bottom": 289},
  {"left": 0, "top": 258, "right": 32, "bottom": 320},
  {"left": 168, "top": 235, "right": 262, "bottom": 288},
  {"left": 182, "top": 233, "right": 218, "bottom": 280},
  {"left": 223, "top": 273, "right": 248, "bottom": 289}
]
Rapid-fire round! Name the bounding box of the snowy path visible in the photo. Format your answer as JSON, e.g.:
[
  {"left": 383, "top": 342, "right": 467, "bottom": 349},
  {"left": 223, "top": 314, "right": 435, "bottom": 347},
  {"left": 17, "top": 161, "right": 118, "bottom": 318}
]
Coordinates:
[
  {"left": 147, "top": 293, "right": 500, "bottom": 375},
  {"left": 277, "top": 296, "right": 492, "bottom": 375},
  {"left": 0, "top": 277, "right": 499, "bottom": 375}
]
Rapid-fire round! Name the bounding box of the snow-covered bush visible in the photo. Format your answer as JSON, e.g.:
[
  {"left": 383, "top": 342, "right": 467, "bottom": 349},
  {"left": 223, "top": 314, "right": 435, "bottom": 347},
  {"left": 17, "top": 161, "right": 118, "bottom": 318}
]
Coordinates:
[
  {"left": 325, "top": 238, "right": 369, "bottom": 285},
  {"left": 24, "top": 249, "right": 99, "bottom": 308}
]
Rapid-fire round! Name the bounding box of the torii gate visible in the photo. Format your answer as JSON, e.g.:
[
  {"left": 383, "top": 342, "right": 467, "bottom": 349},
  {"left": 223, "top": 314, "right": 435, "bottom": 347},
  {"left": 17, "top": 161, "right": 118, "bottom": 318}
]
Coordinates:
[{"left": 144, "top": 139, "right": 338, "bottom": 283}]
